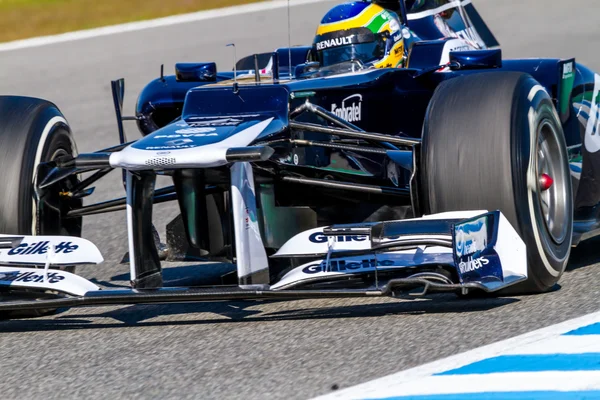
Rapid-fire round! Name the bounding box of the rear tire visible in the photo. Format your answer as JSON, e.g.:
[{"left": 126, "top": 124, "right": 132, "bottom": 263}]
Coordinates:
[
  {"left": 421, "top": 72, "right": 573, "bottom": 294},
  {"left": 0, "top": 96, "right": 81, "bottom": 317}
]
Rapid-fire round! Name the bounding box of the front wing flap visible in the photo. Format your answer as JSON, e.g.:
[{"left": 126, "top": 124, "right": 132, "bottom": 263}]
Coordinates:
[
  {"left": 0, "top": 211, "right": 527, "bottom": 312},
  {"left": 271, "top": 210, "right": 527, "bottom": 291}
]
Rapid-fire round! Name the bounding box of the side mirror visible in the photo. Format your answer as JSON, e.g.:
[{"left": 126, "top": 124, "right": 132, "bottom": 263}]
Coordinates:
[
  {"left": 236, "top": 53, "right": 272, "bottom": 71},
  {"left": 449, "top": 49, "right": 502, "bottom": 70},
  {"left": 294, "top": 62, "right": 320, "bottom": 78},
  {"left": 175, "top": 62, "right": 217, "bottom": 82}
]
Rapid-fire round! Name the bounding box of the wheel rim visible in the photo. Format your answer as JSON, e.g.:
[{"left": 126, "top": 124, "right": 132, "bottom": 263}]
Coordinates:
[
  {"left": 41, "top": 147, "right": 68, "bottom": 233},
  {"left": 38, "top": 145, "right": 80, "bottom": 237},
  {"left": 536, "top": 119, "right": 569, "bottom": 244}
]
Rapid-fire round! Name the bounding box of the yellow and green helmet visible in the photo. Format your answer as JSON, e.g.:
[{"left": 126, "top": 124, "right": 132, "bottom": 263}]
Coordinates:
[{"left": 313, "top": 1, "right": 405, "bottom": 69}]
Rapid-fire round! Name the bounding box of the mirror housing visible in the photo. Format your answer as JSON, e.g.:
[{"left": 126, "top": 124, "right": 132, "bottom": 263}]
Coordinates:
[
  {"left": 449, "top": 49, "right": 502, "bottom": 70},
  {"left": 175, "top": 62, "right": 217, "bottom": 82}
]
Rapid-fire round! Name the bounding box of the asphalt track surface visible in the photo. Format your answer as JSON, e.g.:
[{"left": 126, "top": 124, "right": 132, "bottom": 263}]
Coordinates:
[{"left": 1, "top": 1, "right": 600, "bottom": 399}]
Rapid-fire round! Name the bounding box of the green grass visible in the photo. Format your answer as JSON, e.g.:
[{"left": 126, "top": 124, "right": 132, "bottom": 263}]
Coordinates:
[{"left": 0, "top": 0, "right": 262, "bottom": 42}]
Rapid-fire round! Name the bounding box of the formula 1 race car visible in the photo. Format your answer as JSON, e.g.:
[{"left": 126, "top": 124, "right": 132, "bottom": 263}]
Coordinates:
[{"left": 0, "top": 0, "right": 594, "bottom": 314}]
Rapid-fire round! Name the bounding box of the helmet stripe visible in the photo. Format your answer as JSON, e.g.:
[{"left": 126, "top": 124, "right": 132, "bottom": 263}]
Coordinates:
[
  {"left": 316, "top": 4, "right": 382, "bottom": 35},
  {"left": 378, "top": 21, "right": 391, "bottom": 33},
  {"left": 366, "top": 13, "right": 388, "bottom": 33},
  {"left": 319, "top": 1, "right": 369, "bottom": 24}
]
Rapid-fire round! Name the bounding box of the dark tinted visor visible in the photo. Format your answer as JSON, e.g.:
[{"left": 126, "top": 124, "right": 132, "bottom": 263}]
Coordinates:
[
  {"left": 317, "top": 42, "right": 385, "bottom": 67},
  {"left": 313, "top": 28, "right": 386, "bottom": 67}
]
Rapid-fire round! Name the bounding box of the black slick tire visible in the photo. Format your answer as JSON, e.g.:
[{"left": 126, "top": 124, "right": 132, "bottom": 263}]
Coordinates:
[
  {"left": 421, "top": 72, "right": 573, "bottom": 294},
  {"left": 0, "top": 96, "right": 81, "bottom": 317}
]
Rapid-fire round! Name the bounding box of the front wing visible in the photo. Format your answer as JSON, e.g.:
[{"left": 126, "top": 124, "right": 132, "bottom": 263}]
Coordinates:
[{"left": 0, "top": 210, "right": 527, "bottom": 312}]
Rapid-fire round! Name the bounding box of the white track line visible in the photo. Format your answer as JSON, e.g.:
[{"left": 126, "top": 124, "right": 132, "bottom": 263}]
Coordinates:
[
  {"left": 331, "top": 371, "right": 600, "bottom": 397},
  {"left": 314, "top": 310, "right": 600, "bottom": 399},
  {"left": 0, "top": 0, "right": 329, "bottom": 53},
  {"left": 502, "top": 335, "right": 600, "bottom": 355}
]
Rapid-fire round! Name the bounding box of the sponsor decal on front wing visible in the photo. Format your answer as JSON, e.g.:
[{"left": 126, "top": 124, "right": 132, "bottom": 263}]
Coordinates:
[
  {"left": 271, "top": 255, "right": 401, "bottom": 289},
  {"left": 0, "top": 270, "right": 65, "bottom": 284},
  {"left": 452, "top": 213, "right": 503, "bottom": 283},
  {"left": 454, "top": 216, "right": 488, "bottom": 258},
  {"left": 458, "top": 256, "right": 489, "bottom": 275},
  {"left": 308, "top": 231, "right": 368, "bottom": 244},
  {"left": 8, "top": 241, "right": 78, "bottom": 256},
  {"left": 0, "top": 266, "right": 100, "bottom": 296},
  {"left": 271, "top": 251, "right": 457, "bottom": 290},
  {"left": 0, "top": 234, "right": 103, "bottom": 266},
  {"left": 274, "top": 227, "right": 372, "bottom": 257},
  {"left": 302, "top": 258, "right": 395, "bottom": 274}
]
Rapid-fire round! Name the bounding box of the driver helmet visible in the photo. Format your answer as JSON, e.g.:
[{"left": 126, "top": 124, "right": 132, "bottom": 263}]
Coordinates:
[{"left": 313, "top": 1, "right": 405, "bottom": 69}]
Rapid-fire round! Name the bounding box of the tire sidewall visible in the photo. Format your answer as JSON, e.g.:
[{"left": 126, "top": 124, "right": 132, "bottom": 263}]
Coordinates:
[
  {"left": 23, "top": 105, "right": 79, "bottom": 236},
  {"left": 0, "top": 98, "right": 80, "bottom": 316},
  {"left": 512, "top": 81, "right": 573, "bottom": 289},
  {"left": 420, "top": 73, "right": 573, "bottom": 293}
]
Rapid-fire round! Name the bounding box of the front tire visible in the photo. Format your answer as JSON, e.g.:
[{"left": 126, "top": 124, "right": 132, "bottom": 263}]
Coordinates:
[
  {"left": 421, "top": 72, "right": 573, "bottom": 294},
  {"left": 0, "top": 96, "right": 81, "bottom": 318},
  {"left": 0, "top": 96, "right": 81, "bottom": 238}
]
